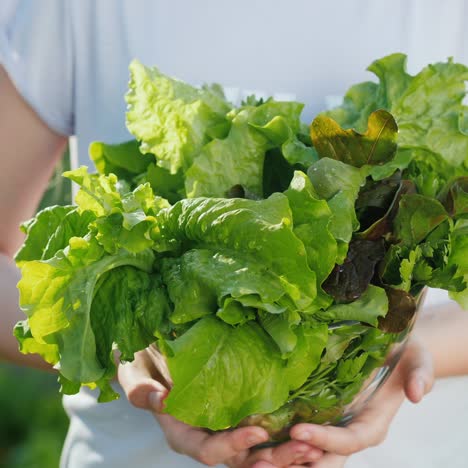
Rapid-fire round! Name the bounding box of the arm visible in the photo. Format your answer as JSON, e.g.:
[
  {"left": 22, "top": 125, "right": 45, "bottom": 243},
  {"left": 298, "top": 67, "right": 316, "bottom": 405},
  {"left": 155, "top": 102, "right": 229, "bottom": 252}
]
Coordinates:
[{"left": 0, "top": 65, "right": 67, "bottom": 368}]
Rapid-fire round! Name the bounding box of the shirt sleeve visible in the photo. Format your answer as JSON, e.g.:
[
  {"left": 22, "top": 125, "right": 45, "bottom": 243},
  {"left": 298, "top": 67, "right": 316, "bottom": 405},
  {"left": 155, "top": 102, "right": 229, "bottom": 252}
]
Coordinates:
[{"left": 0, "top": 0, "right": 74, "bottom": 136}]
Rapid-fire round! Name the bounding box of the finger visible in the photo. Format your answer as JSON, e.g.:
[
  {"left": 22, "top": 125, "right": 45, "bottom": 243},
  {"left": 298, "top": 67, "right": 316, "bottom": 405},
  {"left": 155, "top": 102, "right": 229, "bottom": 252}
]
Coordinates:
[
  {"left": 252, "top": 464, "right": 316, "bottom": 468},
  {"left": 156, "top": 413, "right": 269, "bottom": 466},
  {"left": 147, "top": 344, "right": 173, "bottom": 387},
  {"left": 401, "top": 341, "right": 434, "bottom": 403},
  {"left": 250, "top": 462, "right": 275, "bottom": 468},
  {"left": 291, "top": 414, "right": 392, "bottom": 457},
  {"left": 118, "top": 352, "right": 169, "bottom": 411},
  {"left": 310, "top": 452, "right": 348, "bottom": 467},
  {"left": 294, "top": 446, "right": 325, "bottom": 465},
  {"left": 249, "top": 440, "right": 323, "bottom": 468},
  {"left": 251, "top": 463, "right": 316, "bottom": 468}
]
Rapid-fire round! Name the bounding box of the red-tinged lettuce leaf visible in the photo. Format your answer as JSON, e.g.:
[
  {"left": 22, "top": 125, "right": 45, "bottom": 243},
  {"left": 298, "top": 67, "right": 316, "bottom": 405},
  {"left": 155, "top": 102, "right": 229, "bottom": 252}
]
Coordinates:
[
  {"left": 322, "top": 239, "right": 385, "bottom": 303},
  {"left": 311, "top": 110, "right": 398, "bottom": 168},
  {"left": 355, "top": 172, "right": 402, "bottom": 228},
  {"left": 325, "top": 53, "right": 468, "bottom": 171},
  {"left": 378, "top": 288, "right": 417, "bottom": 333},
  {"left": 163, "top": 317, "right": 291, "bottom": 430}
]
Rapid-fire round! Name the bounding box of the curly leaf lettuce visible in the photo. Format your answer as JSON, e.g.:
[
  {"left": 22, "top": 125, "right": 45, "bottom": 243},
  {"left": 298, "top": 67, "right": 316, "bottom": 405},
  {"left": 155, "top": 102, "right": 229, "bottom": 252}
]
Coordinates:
[
  {"left": 185, "top": 100, "right": 305, "bottom": 198},
  {"left": 326, "top": 53, "right": 468, "bottom": 172},
  {"left": 17, "top": 235, "right": 155, "bottom": 390},
  {"left": 126, "top": 60, "right": 230, "bottom": 174}
]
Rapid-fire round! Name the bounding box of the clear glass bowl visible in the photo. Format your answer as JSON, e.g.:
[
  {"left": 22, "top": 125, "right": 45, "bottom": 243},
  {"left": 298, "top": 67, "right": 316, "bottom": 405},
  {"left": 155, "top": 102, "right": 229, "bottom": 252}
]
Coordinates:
[{"left": 237, "top": 288, "right": 428, "bottom": 445}]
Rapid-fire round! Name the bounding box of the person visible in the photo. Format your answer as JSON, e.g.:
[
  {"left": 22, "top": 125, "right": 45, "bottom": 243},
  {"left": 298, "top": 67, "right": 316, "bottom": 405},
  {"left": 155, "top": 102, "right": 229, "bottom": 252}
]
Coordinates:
[{"left": 0, "top": 1, "right": 467, "bottom": 467}]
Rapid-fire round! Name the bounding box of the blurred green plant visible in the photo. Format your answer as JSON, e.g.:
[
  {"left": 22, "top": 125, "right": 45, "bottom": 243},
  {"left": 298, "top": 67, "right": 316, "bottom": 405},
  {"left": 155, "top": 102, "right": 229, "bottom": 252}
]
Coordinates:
[
  {"left": 37, "top": 149, "right": 72, "bottom": 210},
  {"left": 0, "top": 364, "right": 70, "bottom": 468},
  {"left": 0, "top": 150, "right": 71, "bottom": 468}
]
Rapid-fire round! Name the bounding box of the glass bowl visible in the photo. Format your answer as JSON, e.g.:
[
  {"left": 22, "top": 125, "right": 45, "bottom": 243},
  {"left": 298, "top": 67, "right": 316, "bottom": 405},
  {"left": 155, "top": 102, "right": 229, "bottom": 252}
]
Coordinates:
[{"left": 236, "top": 288, "right": 428, "bottom": 445}]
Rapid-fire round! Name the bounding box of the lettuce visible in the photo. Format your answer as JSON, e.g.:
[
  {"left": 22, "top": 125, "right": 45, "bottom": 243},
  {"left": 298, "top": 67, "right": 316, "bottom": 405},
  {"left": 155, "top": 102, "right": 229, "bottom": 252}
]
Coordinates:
[
  {"left": 326, "top": 53, "right": 468, "bottom": 175},
  {"left": 14, "top": 54, "right": 468, "bottom": 436}
]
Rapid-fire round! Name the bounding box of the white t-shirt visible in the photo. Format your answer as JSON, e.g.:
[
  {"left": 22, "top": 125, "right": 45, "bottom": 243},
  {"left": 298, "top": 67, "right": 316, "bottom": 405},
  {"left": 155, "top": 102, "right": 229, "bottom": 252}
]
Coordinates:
[{"left": 1, "top": 1, "right": 468, "bottom": 467}]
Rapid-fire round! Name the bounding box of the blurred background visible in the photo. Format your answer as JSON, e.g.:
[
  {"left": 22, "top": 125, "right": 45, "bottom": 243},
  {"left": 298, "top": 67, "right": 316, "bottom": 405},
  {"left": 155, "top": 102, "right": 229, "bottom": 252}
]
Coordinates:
[{"left": 0, "top": 151, "right": 71, "bottom": 468}]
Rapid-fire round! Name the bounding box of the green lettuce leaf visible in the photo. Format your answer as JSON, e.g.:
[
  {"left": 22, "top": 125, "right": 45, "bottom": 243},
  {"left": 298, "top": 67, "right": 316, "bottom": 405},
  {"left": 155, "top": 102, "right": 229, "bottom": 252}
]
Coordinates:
[
  {"left": 316, "top": 285, "right": 388, "bottom": 327},
  {"left": 126, "top": 60, "right": 230, "bottom": 174},
  {"left": 89, "top": 140, "right": 154, "bottom": 181},
  {"left": 258, "top": 310, "right": 301, "bottom": 356},
  {"left": 393, "top": 194, "right": 449, "bottom": 246},
  {"left": 64, "top": 167, "right": 169, "bottom": 254},
  {"left": 153, "top": 194, "right": 317, "bottom": 310},
  {"left": 447, "top": 220, "right": 468, "bottom": 307},
  {"left": 285, "top": 322, "right": 328, "bottom": 390},
  {"left": 90, "top": 266, "right": 171, "bottom": 370},
  {"left": 15, "top": 205, "right": 94, "bottom": 265},
  {"left": 285, "top": 171, "right": 336, "bottom": 308},
  {"left": 16, "top": 234, "right": 155, "bottom": 391},
  {"left": 141, "top": 163, "right": 185, "bottom": 203},
  {"left": 307, "top": 158, "right": 367, "bottom": 262},
  {"left": 185, "top": 101, "right": 304, "bottom": 198},
  {"left": 161, "top": 249, "right": 288, "bottom": 324},
  {"left": 163, "top": 317, "right": 290, "bottom": 430}
]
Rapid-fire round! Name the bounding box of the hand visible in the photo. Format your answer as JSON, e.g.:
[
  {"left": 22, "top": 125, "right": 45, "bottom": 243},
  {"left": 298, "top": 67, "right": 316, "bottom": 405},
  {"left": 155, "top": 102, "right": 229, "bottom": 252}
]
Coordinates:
[
  {"left": 289, "top": 336, "right": 434, "bottom": 465},
  {"left": 118, "top": 346, "right": 323, "bottom": 467}
]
